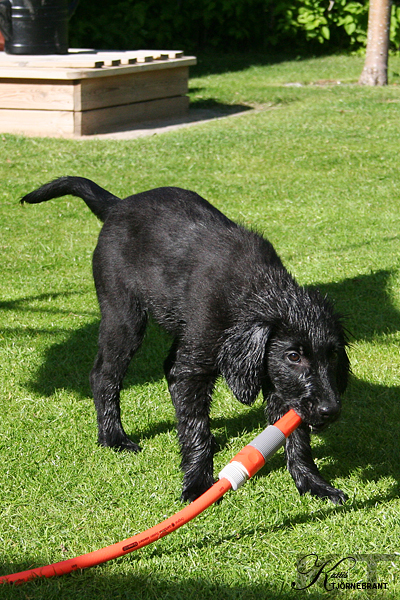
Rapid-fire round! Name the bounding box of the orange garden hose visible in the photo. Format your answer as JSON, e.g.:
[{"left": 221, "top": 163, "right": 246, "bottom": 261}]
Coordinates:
[{"left": 0, "top": 409, "right": 301, "bottom": 585}]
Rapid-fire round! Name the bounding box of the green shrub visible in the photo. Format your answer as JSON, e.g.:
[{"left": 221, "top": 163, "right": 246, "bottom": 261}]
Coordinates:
[
  {"left": 69, "top": 0, "right": 400, "bottom": 54},
  {"left": 274, "top": 0, "right": 368, "bottom": 47}
]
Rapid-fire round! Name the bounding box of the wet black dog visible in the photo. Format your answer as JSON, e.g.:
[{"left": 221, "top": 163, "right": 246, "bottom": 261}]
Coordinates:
[{"left": 21, "top": 177, "right": 350, "bottom": 504}]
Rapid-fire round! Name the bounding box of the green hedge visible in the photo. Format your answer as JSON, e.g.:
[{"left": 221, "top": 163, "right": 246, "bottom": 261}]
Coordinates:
[{"left": 69, "top": 0, "right": 400, "bottom": 54}]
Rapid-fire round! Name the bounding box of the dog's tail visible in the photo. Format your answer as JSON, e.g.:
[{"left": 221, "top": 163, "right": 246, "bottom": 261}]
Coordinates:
[{"left": 20, "top": 176, "right": 121, "bottom": 222}]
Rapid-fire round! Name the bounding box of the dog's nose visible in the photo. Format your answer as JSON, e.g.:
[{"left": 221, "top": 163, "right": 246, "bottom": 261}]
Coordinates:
[{"left": 318, "top": 404, "right": 340, "bottom": 419}]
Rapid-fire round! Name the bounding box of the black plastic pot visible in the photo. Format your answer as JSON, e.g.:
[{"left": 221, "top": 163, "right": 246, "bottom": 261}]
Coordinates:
[{"left": 0, "top": 0, "right": 79, "bottom": 55}]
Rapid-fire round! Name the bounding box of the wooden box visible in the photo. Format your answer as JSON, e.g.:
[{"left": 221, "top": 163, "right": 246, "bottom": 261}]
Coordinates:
[{"left": 0, "top": 50, "right": 196, "bottom": 137}]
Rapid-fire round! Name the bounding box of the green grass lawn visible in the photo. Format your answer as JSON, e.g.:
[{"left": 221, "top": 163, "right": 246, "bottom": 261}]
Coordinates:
[{"left": 1, "top": 52, "right": 400, "bottom": 599}]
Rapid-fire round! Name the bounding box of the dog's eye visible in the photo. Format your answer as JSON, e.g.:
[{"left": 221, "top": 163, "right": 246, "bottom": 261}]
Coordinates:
[
  {"left": 287, "top": 352, "right": 301, "bottom": 363},
  {"left": 328, "top": 349, "right": 338, "bottom": 363}
]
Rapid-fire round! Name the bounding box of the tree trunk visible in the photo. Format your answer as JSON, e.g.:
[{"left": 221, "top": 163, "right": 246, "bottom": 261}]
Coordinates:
[{"left": 359, "top": 0, "right": 392, "bottom": 85}]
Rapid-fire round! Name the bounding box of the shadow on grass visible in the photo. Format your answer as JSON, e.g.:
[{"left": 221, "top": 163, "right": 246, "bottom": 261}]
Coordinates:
[
  {"left": 188, "top": 97, "right": 252, "bottom": 115},
  {"left": 191, "top": 51, "right": 323, "bottom": 78},
  {"left": 0, "top": 289, "right": 95, "bottom": 317},
  {"left": 26, "top": 318, "right": 172, "bottom": 399},
  {"left": 89, "top": 101, "right": 253, "bottom": 139},
  {"left": 0, "top": 564, "right": 324, "bottom": 600},
  {"left": 312, "top": 268, "right": 400, "bottom": 342}
]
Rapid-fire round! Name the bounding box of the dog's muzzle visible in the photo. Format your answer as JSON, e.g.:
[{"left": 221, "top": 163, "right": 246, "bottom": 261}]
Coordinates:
[{"left": 310, "top": 405, "right": 341, "bottom": 433}]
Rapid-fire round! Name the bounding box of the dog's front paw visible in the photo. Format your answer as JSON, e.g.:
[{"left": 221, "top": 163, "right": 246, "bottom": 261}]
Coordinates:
[
  {"left": 299, "top": 479, "right": 348, "bottom": 505},
  {"left": 115, "top": 439, "right": 142, "bottom": 453},
  {"left": 181, "top": 476, "right": 215, "bottom": 503},
  {"left": 99, "top": 433, "right": 141, "bottom": 453},
  {"left": 323, "top": 487, "right": 348, "bottom": 505}
]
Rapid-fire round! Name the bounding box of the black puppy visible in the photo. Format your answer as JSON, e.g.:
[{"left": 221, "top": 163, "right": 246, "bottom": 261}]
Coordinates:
[{"left": 21, "top": 177, "right": 349, "bottom": 504}]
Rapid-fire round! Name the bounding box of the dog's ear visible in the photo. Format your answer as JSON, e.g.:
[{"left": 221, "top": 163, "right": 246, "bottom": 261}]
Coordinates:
[
  {"left": 218, "top": 321, "right": 271, "bottom": 405},
  {"left": 336, "top": 346, "right": 350, "bottom": 394}
]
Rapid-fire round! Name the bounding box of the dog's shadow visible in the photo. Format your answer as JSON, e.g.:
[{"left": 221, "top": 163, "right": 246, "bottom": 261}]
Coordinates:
[
  {"left": 25, "top": 269, "right": 400, "bottom": 501},
  {"left": 312, "top": 268, "right": 400, "bottom": 342},
  {"left": 307, "top": 269, "right": 400, "bottom": 503},
  {"left": 28, "top": 317, "right": 171, "bottom": 399}
]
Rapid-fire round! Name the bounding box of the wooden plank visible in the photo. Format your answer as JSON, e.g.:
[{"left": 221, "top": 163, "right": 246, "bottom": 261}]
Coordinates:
[
  {"left": 0, "top": 95, "right": 189, "bottom": 137},
  {"left": 0, "top": 56, "right": 196, "bottom": 80},
  {"left": 77, "top": 66, "right": 189, "bottom": 111},
  {"left": 76, "top": 95, "right": 189, "bottom": 136},
  {"left": 0, "top": 78, "right": 75, "bottom": 110},
  {"left": 0, "top": 54, "right": 104, "bottom": 69},
  {"left": 0, "top": 49, "right": 186, "bottom": 70},
  {"left": 0, "top": 108, "right": 74, "bottom": 135}
]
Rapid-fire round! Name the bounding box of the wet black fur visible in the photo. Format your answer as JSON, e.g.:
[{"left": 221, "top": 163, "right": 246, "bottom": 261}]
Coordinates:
[{"left": 21, "top": 177, "right": 350, "bottom": 504}]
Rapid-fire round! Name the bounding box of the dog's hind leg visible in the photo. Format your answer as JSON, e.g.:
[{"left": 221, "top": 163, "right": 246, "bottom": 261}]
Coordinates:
[
  {"left": 90, "top": 296, "right": 147, "bottom": 452},
  {"left": 165, "top": 343, "right": 217, "bottom": 502}
]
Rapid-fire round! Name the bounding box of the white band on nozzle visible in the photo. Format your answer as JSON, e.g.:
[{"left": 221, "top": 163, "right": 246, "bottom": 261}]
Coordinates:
[
  {"left": 218, "top": 425, "right": 287, "bottom": 490},
  {"left": 218, "top": 461, "right": 249, "bottom": 491}
]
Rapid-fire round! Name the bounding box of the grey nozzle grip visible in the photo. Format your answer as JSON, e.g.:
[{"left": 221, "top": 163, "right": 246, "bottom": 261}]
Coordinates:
[{"left": 248, "top": 425, "right": 286, "bottom": 462}]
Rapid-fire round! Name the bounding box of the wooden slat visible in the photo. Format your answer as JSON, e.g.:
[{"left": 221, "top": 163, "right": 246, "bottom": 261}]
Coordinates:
[
  {"left": 0, "top": 57, "right": 196, "bottom": 80},
  {"left": 76, "top": 96, "right": 189, "bottom": 136},
  {"left": 0, "top": 78, "right": 75, "bottom": 110},
  {"left": 76, "top": 66, "right": 189, "bottom": 111},
  {"left": 0, "top": 108, "right": 74, "bottom": 135},
  {"left": 0, "top": 54, "right": 104, "bottom": 69}
]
